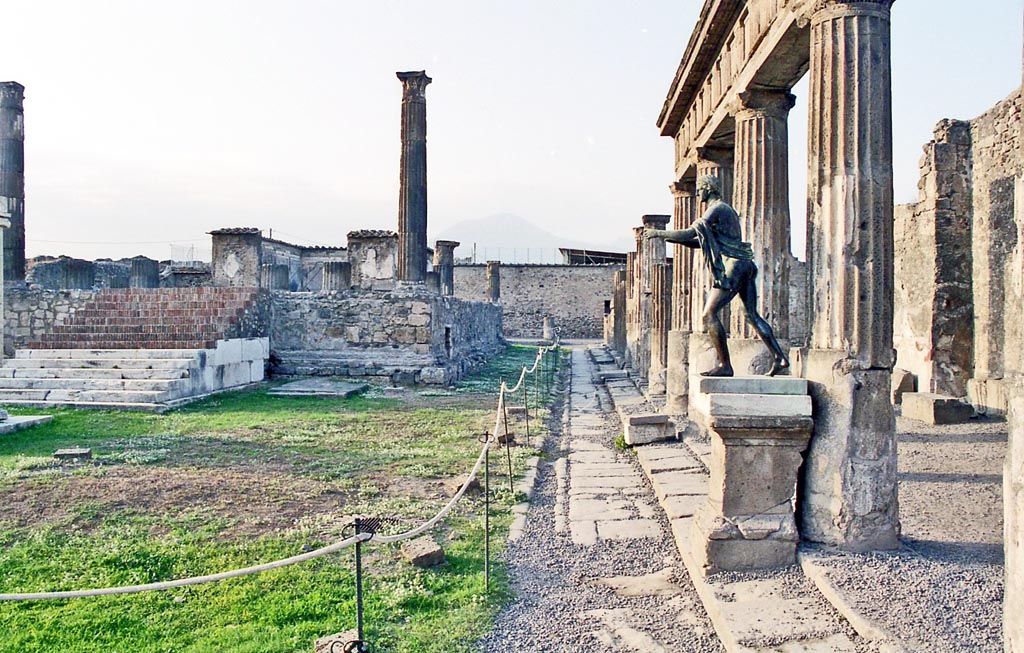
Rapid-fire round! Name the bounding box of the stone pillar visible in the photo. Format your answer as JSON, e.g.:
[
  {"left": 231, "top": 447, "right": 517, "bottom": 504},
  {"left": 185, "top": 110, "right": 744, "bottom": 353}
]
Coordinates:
[
  {"left": 433, "top": 240, "right": 459, "bottom": 296},
  {"left": 638, "top": 215, "right": 670, "bottom": 385},
  {"left": 624, "top": 251, "right": 637, "bottom": 368},
  {"left": 129, "top": 257, "right": 160, "bottom": 288},
  {"left": 322, "top": 261, "right": 351, "bottom": 291},
  {"left": 1007, "top": 379, "right": 1024, "bottom": 653},
  {"left": 668, "top": 180, "right": 696, "bottom": 415},
  {"left": 211, "top": 228, "right": 263, "bottom": 288},
  {"left": 396, "top": 71, "right": 431, "bottom": 283},
  {"left": 626, "top": 230, "right": 643, "bottom": 370},
  {"left": 486, "top": 260, "right": 501, "bottom": 303},
  {"left": 801, "top": 0, "right": 899, "bottom": 551},
  {"left": 542, "top": 316, "right": 555, "bottom": 341},
  {"left": 694, "top": 147, "right": 734, "bottom": 331},
  {"left": 731, "top": 89, "right": 795, "bottom": 340},
  {"left": 0, "top": 215, "right": 8, "bottom": 359},
  {"left": 649, "top": 262, "right": 672, "bottom": 396},
  {"left": 0, "top": 82, "right": 25, "bottom": 283},
  {"left": 612, "top": 269, "right": 627, "bottom": 356}
]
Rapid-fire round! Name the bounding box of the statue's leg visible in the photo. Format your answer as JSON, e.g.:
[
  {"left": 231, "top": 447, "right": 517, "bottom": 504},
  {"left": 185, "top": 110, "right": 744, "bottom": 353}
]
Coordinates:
[
  {"left": 700, "top": 286, "right": 739, "bottom": 377},
  {"left": 739, "top": 271, "right": 790, "bottom": 376}
]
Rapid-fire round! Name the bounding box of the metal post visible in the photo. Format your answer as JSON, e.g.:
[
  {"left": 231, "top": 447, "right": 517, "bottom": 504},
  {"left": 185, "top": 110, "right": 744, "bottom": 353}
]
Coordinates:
[
  {"left": 354, "top": 519, "right": 365, "bottom": 646},
  {"left": 523, "top": 379, "right": 531, "bottom": 446},
  {"left": 483, "top": 433, "right": 490, "bottom": 593},
  {"left": 501, "top": 397, "right": 514, "bottom": 493}
]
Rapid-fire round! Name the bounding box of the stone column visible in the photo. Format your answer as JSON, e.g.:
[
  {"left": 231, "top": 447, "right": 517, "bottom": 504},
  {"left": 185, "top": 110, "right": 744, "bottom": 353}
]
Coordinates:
[
  {"left": 129, "top": 256, "right": 160, "bottom": 288},
  {"left": 486, "top": 260, "right": 501, "bottom": 303},
  {"left": 612, "top": 269, "right": 627, "bottom": 356},
  {"left": 0, "top": 215, "right": 8, "bottom": 359},
  {"left": 433, "top": 240, "right": 459, "bottom": 296},
  {"left": 542, "top": 316, "right": 556, "bottom": 341},
  {"left": 638, "top": 215, "right": 670, "bottom": 385},
  {"left": 801, "top": 0, "right": 899, "bottom": 551},
  {"left": 322, "top": 261, "right": 351, "bottom": 291},
  {"left": 693, "top": 148, "right": 734, "bottom": 331},
  {"left": 624, "top": 250, "right": 637, "bottom": 368},
  {"left": 0, "top": 82, "right": 25, "bottom": 282},
  {"left": 396, "top": 71, "right": 431, "bottom": 283},
  {"left": 668, "top": 180, "right": 696, "bottom": 414},
  {"left": 649, "top": 262, "right": 672, "bottom": 396},
  {"left": 731, "top": 88, "right": 795, "bottom": 340}
]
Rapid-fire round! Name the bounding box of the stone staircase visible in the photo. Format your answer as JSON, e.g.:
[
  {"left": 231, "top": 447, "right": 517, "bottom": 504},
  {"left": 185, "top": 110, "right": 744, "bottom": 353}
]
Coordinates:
[{"left": 0, "top": 287, "right": 268, "bottom": 411}]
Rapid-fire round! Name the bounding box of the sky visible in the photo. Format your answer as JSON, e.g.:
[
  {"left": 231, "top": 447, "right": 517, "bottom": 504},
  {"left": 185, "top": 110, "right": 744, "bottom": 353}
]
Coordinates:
[{"left": 4, "top": 1, "right": 1023, "bottom": 263}]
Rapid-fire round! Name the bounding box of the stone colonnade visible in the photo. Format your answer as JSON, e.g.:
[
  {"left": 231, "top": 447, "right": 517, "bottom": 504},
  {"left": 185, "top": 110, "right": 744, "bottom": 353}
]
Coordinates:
[{"left": 624, "top": 0, "right": 900, "bottom": 554}]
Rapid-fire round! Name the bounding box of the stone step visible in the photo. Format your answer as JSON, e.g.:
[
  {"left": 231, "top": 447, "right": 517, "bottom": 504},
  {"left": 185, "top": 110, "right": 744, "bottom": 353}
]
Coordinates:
[
  {"left": 694, "top": 392, "right": 812, "bottom": 418},
  {"left": 0, "top": 366, "right": 189, "bottom": 380},
  {"left": 0, "top": 377, "right": 185, "bottom": 392},
  {"left": 0, "top": 388, "right": 170, "bottom": 403},
  {"left": 0, "top": 399, "right": 166, "bottom": 412},
  {"left": 696, "top": 375, "right": 808, "bottom": 396},
  {"left": 14, "top": 349, "right": 202, "bottom": 360},
  {"left": 901, "top": 392, "right": 973, "bottom": 425}
]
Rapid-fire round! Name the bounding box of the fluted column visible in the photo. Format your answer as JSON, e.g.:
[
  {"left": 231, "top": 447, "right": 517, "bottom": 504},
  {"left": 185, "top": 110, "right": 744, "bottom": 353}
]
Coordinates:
[
  {"left": 322, "top": 261, "right": 352, "bottom": 291},
  {"left": 667, "top": 180, "right": 696, "bottom": 414},
  {"left": 649, "top": 262, "right": 672, "bottom": 396},
  {"left": 801, "top": 0, "right": 899, "bottom": 552},
  {"left": 731, "top": 89, "right": 795, "bottom": 339},
  {"left": 625, "top": 249, "right": 637, "bottom": 368},
  {"left": 638, "top": 215, "right": 670, "bottom": 385},
  {"left": 129, "top": 257, "right": 160, "bottom": 288},
  {"left": 0, "top": 82, "right": 25, "bottom": 282},
  {"left": 612, "top": 269, "right": 627, "bottom": 355},
  {"left": 693, "top": 148, "right": 734, "bottom": 331},
  {"left": 433, "top": 240, "right": 459, "bottom": 296},
  {"left": 396, "top": 71, "right": 431, "bottom": 282},
  {"left": 486, "top": 260, "right": 501, "bottom": 303}
]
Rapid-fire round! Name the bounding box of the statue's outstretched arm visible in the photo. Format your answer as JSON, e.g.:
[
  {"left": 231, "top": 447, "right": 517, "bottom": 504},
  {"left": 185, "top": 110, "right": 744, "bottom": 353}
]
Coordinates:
[{"left": 658, "top": 227, "right": 699, "bottom": 247}]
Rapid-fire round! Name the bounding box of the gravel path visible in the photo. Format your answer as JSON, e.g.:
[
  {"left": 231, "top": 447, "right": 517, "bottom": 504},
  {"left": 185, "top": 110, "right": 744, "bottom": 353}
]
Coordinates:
[
  {"left": 803, "top": 414, "right": 1007, "bottom": 652},
  {"left": 479, "top": 349, "right": 723, "bottom": 652}
]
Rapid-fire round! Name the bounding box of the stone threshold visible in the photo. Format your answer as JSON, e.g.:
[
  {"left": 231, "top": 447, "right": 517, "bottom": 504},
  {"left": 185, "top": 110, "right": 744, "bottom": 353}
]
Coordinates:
[{"left": 632, "top": 440, "right": 864, "bottom": 652}]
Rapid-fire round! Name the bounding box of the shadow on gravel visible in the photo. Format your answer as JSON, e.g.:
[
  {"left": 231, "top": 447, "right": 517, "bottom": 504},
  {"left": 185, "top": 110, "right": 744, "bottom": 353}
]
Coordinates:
[
  {"left": 899, "top": 430, "right": 1007, "bottom": 444},
  {"left": 905, "top": 538, "right": 1005, "bottom": 564},
  {"left": 899, "top": 471, "right": 1003, "bottom": 484}
]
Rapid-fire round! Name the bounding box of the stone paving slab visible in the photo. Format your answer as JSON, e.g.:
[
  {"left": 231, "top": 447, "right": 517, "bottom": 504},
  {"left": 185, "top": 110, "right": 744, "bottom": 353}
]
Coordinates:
[
  {"left": 267, "top": 378, "right": 369, "bottom": 397},
  {"left": 0, "top": 415, "right": 53, "bottom": 434}
]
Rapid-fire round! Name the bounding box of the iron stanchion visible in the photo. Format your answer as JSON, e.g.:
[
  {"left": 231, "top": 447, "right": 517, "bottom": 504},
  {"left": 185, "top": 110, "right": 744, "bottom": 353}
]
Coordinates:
[{"left": 501, "top": 398, "right": 514, "bottom": 493}]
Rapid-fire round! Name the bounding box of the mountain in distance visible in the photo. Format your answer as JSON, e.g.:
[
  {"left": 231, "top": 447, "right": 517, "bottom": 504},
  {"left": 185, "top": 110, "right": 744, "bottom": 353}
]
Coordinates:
[{"left": 432, "top": 213, "right": 632, "bottom": 264}]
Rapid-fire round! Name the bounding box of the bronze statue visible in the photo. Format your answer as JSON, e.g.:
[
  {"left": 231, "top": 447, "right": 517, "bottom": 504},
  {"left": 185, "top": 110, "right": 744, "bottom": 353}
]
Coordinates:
[{"left": 644, "top": 175, "right": 789, "bottom": 377}]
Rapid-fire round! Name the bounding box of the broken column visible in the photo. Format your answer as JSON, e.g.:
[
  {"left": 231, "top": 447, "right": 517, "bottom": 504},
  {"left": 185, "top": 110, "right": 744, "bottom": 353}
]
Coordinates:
[
  {"left": 638, "top": 215, "right": 670, "bottom": 385},
  {"left": 486, "top": 260, "right": 500, "bottom": 303},
  {"left": 321, "top": 261, "right": 351, "bottom": 291},
  {"left": 129, "top": 257, "right": 160, "bottom": 288},
  {"left": 667, "top": 180, "right": 696, "bottom": 415},
  {"left": 396, "top": 71, "right": 431, "bottom": 283},
  {"left": 649, "top": 262, "right": 672, "bottom": 396},
  {"left": 542, "top": 316, "right": 555, "bottom": 341},
  {"left": 730, "top": 89, "right": 795, "bottom": 341},
  {"left": 0, "top": 82, "right": 25, "bottom": 283},
  {"left": 801, "top": 0, "right": 900, "bottom": 551},
  {"left": 210, "top": 228, "right": 263, "bottom": 287},
  {"left": 433, "top": 240, "right": 459, "bottom": 296}
]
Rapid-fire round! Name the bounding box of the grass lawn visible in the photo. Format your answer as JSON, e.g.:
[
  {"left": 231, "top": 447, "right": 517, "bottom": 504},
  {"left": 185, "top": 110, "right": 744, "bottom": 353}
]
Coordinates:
[{"left": 0, "top": 345, "right": 565, "bottom": 653}]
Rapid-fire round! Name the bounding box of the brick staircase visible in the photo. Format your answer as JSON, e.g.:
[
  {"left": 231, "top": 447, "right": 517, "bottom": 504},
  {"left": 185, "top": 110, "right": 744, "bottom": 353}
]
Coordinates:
[
  {"left": 0, "top": 287, "right": 267, "bottom": 411},
  {"left": 28, "top": 287, "right": 260, "bottom": 350}
]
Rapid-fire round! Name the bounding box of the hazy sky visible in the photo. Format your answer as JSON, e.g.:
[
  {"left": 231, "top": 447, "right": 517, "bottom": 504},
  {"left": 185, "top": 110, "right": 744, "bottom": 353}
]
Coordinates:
[{"left": 5, "top": 1, "right": 1023, "bottom": 262}]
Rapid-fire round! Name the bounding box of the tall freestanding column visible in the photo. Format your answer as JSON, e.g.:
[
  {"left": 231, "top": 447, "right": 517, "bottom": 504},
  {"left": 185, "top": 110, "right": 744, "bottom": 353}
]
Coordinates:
[
  {"left": 800, "top": 0, "right": 899, "bottom": 551},
  {"left": 649, "top": 262, "right": 672, "bottom": 396},
  {"left": 624, "top": 250, "right": 637, "bottom": 368},
  {"left": 638, "top": 215, "right": 670, "bottom": 385},
  {"left": 433, "top": 240, "right": 459, "bottom": 296},
  {"left": 667, "top": 180, "right": 696, "bottom": 414},
  {"left": 396, "top": 71, "right": 431, "bottom": 283},
  {"left": 0, "top": 82, "right": 25, "bottom": 283},
  {"left": 731, "top": 89, "right": 795, "bottom": 340},
  {"left": 612, "top": 269, "right": 627, "bottom": 356}
]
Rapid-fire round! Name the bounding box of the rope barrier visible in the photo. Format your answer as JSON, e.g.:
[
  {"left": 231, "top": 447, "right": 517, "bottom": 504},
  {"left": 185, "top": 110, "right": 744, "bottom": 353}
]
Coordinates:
[{"left": 0, "top": 336, "right": 563, "bottom": 603}]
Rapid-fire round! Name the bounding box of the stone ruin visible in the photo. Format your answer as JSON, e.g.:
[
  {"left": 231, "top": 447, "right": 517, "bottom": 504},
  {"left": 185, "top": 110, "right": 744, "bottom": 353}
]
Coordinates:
[{"left": 0, "top": 71, "right": 504, "bottom": 412}]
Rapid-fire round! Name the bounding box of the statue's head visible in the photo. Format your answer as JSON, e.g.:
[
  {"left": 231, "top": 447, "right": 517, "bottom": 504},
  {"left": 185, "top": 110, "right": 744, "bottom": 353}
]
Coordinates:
[{"left": 696, "top": 175, "right": 721, "bottom": 203}]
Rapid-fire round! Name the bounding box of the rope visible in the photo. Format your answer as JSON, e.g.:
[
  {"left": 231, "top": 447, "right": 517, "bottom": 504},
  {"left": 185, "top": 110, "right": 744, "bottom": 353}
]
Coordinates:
[{"left": 0, "top": 336, "right": 561, "bottom": 602}]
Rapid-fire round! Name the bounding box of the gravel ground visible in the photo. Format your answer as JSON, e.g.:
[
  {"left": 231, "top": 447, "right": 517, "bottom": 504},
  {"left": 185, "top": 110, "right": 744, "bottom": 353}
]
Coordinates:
[
  {"left": 804, "top": 414, "right": 1007, "bottom": 652},
  {"left": 478, "top": 356, "right": 723, "bottom": 652}
]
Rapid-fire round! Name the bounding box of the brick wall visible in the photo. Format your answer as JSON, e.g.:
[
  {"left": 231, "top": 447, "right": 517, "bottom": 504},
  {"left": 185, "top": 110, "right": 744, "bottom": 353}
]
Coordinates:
[{"left": 453, "top": 264, "right": 622, "bottom": 339}]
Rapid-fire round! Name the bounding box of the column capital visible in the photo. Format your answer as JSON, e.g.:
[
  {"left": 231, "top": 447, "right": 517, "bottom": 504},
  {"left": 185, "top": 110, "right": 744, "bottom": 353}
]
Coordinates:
[
  {"left": 696, "top": 145, "right": 734, "bottom": 168},
  {"left": 397, "top": 71, "right": 432, "bottom": 100},
  {"left": 736, "top": 88, "right": 797, "bottom": 119},
  {"left": 642, "top": 214, "right": 671, "bottom": 229},
  {"left": 633, "top": 226, "right": 645, "bottom": 245},
  {"left": 671, "top": 178, "right": 696, "bottom": 197},
  {"left": 811, "top": 0, "right": 893, "bottom": 22},
  {"left": 434, "top": 239, "right": 460, "bottom": 250}
]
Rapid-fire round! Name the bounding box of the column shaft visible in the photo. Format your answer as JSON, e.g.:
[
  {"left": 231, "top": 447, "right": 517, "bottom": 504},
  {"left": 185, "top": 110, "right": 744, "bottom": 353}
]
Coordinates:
[
  {"left": 731, "top": 90, "right": 794, "bottom": 339},
  {"left": 693, "top": 151, "right": 734, "bottom": 331},
  {"left": 0, "top": 83, "right": 25, "bottom": 282},
  {"left": 638, "top": 215, "right": 670, "bottom": 384},
  {"left": 649, "top": 262, "right": 672, "bottom": 395},
  {"left": 396, "top": 72, "right": 431, "bottom": 282}
]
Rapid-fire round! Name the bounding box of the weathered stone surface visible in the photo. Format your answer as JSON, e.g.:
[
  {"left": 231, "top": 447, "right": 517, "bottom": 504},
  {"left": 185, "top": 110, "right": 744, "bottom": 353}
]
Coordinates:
[
  {"left": 54, "top": 447, "right": 91, "bottom": 461},
  {"left": 396, "top": 71, "right": 431, "bottom": 283},
  {"left": 401, "top": 535, "right": 445, "bottom": 568},
  {"left": 890, "top": 368, "right": 916, "bottom": 405},
  {"left": 210, "top": 228, "right": 262, "bottom": 288},
  {"left": 1, "top": 82, "right": 25, "bottom": 282},
  {"left": 1007, "top": 376, "right": 1024, "bottom": 653},
  {"left": 313, "top": 629, "right": 359, "bottom": 653},
  {"left": 901, "top": 392, "right": 973, "bottom": 425}
]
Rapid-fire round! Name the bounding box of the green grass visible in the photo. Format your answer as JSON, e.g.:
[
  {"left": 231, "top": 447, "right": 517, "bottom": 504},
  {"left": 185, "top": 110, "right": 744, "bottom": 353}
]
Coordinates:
[{"left": 0, "top": 345, "right": 565, "bottom": 653}]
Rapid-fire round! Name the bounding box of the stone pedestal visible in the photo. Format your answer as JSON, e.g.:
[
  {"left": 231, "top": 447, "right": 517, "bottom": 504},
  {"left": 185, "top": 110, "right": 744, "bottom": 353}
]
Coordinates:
[{"left": 691, "top": 376, "right": 812, "bottom": 574}]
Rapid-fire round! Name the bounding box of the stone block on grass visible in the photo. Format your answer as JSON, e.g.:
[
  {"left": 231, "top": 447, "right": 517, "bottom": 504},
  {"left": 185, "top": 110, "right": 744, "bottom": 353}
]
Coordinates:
[{"left": 401, "top": 536, "right": 446, "bottom": 568}]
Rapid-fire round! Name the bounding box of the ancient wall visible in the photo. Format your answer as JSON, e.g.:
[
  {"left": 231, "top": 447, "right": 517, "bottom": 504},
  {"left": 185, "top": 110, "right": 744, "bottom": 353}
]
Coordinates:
[
  {"left": 3, "top": 287, "right": 95, "bottom": 355},
  {"left": 453, "top": 264, "right": 622, "bottom": 339},
  {"left": 269, "top": 290, "right": 502, "bottom": 384},
  {"left": 348, "top": 231, "right": 397, "bottom": 291},
  {"left": 261, "top": 240, "right": 347, "bottom": 292}
]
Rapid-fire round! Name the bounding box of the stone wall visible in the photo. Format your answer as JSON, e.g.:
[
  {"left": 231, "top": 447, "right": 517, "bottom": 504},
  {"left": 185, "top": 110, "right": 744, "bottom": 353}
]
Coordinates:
[
  {"left": 3, "top": 287, "right": 95, "bottom": 355},
  {"left": 262, "top": 239, "right": 347, "bottom": 292},
  {"left": 453, "top": 264, "right": 622, "bottom": 339},
  {"left": 269, "top": 289, "right": 502, "bottom": 384}
]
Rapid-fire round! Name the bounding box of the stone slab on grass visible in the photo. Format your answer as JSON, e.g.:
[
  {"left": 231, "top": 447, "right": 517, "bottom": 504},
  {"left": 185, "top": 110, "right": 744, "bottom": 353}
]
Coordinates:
[
  {"left": 901, "top": 392, "right": 973, "bottom": 424},
  {"left": 401, "top": 536, "right": 446, "bottom": 568},
  {"left": 54, "top": 446, "right": 91, "bottom": 461},
  {"left": 0, "top": 415, "right": 53, "bottom": 435},
  {"left": 268, "top": 378, "right": 369, "bottom": 398}
]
